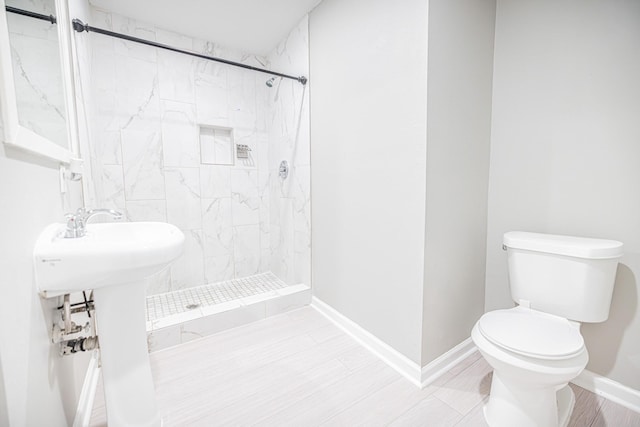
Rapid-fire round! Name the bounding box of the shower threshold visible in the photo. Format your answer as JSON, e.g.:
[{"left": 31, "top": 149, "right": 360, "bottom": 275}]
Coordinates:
[{"left": 145, "top": 272, "right": 311, "bottom": 352}]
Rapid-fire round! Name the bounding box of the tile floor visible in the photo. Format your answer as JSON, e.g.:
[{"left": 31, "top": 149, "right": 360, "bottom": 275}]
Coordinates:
[
  {"left": 90, "top": 306, "right": 640, "bottom": 426},
  {"left": 146, "top": 272, "right": 289, "bottom": 322}
]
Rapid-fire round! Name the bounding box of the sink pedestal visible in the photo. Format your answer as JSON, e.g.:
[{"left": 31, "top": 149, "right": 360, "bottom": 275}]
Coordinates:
[
  {"left": 94, "top": 280, "right": 160, "bottom": 427},
  {"left": 33, "top": 221, "right": 184, "bottom": 426}
]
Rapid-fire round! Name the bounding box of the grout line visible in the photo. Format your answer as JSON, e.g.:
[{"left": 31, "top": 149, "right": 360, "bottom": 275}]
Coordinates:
[
  {"left": 145, "top": 271, "right": 292, "bottom": 322},
  {"left": 451, "top": 397, "right": 488, "bottom": 425},
  {"left": 255, "top": 353, "right": 398, "bottom": 426},
  {"left": 587, "top": 400, "right": 605, "bottom": 427}
]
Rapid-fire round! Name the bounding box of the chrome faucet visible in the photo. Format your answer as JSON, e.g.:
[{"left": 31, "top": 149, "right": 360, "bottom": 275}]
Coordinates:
[{"left": 64, "top": 208, "right": 123, "bottom": 238}]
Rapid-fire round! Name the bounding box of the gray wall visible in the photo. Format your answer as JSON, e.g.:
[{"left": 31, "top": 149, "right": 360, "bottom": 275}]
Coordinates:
[
  {"left": 310, "top": 0, "right": 496, "bottom": 366},
  {"left": 487, "top": 0, "right": 640, "bottom": 390},
  {"left": 422, "top": 0, "right": 495, "bottom": 365},
  {"left": 310, "top": 0, "right": 429, "bottom": 364}
]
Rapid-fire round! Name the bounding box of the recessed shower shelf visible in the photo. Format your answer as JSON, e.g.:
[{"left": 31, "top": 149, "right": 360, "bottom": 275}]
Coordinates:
[
  {"left": 145, "top": 272, "right": 311, "bottom": 352},
  {"left": 199, "top": 125, "right": 234, "bottom": 165}
]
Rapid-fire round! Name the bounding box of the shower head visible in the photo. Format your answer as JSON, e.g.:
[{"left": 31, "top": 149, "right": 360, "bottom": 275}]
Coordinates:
[{"left": 266, "top": 77, "right": 277, "bottom": 87}]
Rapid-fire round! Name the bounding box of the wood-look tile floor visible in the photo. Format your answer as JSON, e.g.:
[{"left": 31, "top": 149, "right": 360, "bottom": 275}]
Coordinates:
[{"left": 90, "top": 306, "right": 640, "bottom": 426}]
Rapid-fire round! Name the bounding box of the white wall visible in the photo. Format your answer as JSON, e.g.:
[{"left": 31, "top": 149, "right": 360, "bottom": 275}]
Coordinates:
[
  {"left": 0, "top": 1, "right": 94, "bottom": 424},
  {"left": 487, "top": 0, "right": 640, "bottom": 390},
  {"left": 422, "top": 0, "right": 495, "bottom": 365},
  {"left": 310, "top": 0, "right": 429, "bottom": 363},
  {"left": 0, "top": 145, "right": 88, "bottom": 426}
]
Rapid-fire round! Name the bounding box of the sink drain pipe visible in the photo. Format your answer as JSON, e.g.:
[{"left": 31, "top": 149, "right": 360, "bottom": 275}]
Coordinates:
[
  {"left": 56, "top": 291, "right": 100, "bottom": 356},
  {"left": 62, "top": 336, "right": 99, "bottom": 355}
]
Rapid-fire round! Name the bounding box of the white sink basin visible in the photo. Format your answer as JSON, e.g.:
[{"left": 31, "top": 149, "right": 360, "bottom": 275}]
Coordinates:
[
  {"left": 34, "top": 221, "right": 184, "bottom": 297},
  {"left": 33, "top": 220, "right": 184, "bottom": 426}
]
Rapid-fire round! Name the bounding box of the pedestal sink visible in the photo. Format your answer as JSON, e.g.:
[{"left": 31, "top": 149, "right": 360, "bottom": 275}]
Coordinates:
[{"left": 33, "top": 221, "right": 185, "bottom": 427}]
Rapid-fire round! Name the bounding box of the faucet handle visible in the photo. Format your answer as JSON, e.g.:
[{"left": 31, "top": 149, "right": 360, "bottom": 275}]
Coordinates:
[
  {"left": 64, "top": 210, "right": 85, "bottom": 238},
  {"left": 63, "top": 208, "right": 123, "bottom": 238},
  {"left": 64, "top": 207, "right": 85, "bottom": 220}
]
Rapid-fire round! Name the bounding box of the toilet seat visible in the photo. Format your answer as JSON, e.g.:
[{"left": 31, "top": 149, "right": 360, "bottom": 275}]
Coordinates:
[{"left": 477, "top": 307, "right": 585, "bottom": 360}]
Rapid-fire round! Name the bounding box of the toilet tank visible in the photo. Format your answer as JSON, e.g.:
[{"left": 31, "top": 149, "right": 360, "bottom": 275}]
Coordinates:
[{"left": 503, "top": 231, "right": 623, "bottom": 323}]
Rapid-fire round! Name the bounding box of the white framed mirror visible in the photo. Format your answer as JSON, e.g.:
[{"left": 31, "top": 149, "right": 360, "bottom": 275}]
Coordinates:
[{"left": 0, "top": 0, "right": 78, "bottom": 163}]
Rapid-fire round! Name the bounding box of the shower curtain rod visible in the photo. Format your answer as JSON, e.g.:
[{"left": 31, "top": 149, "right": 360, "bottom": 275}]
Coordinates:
[
  {"left": 5, "top": 5, "right": 56, "bottom": 24},
  {"left": 4, "top": 7, "right": 307, "bottom": 85},
  {"left": 71, "top": 19, "right": 308, "bottom": 85}
]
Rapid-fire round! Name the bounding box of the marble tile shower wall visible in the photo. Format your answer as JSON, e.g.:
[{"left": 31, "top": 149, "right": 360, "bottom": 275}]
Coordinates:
[
  {"left": 266, "top": 18, "right": 311, "bottom": 288},
  {"left": 87, "top": 9, "right": 310, "bottom": 295}
]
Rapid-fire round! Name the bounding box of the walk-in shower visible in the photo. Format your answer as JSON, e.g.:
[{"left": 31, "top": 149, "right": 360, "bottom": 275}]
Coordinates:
[{"left": 74, "top": 9, "right": 312, "bottom": 349}]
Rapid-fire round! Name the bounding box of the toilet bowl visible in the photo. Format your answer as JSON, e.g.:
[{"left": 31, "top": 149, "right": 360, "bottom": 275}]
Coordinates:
[
  {"left": 473, "top": 231, "right": 623, "bottom": 427},
  {"left": 472, "top": 306, "right": 588, "bottom": 427}
]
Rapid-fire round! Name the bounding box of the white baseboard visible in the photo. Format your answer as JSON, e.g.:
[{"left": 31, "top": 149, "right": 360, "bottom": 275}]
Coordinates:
[
  {"left": 73, "top": 351, "right": 101, "bottom": 427},
  {"left": 311, "top": 296, "right": 475, "bottom": 389},
  {"left": 571, "top": 369, "right": 640, "bottom": 413},
  {"left": 311, "top": 296, "right": 422, "bottom": 386},
  {"left": 420, "top": 338, "right": 477, "bottom": 387}
]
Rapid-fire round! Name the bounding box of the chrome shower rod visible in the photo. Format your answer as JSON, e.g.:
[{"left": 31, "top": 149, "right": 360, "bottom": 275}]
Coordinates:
[{"left": 71, "top": 19, "right": 308, "bottom": 85}]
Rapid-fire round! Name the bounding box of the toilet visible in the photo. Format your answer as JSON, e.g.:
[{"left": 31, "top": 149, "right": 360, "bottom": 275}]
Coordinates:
[{"left": 472, "top": 231, "right": 623, "bottom": 427}]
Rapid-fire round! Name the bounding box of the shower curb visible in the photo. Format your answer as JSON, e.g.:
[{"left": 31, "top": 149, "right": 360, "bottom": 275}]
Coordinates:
[{"left": 147, "top": 285, "right": 311, "bottom": 352}]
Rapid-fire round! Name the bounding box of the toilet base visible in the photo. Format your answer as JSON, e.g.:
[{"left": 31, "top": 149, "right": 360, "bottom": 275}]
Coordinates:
[
  {"left": 483, "top": 372, "right": 576, "bottom": 427},
  {"left": 557, "top": 385, "right": 575, "bottom": 427}
]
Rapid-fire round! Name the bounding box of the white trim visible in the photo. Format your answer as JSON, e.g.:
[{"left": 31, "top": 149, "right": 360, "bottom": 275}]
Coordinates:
[
  {"left": 420, "top": 338, "right": 477, "bottom": 387},
  {"left": 0, "top": 0, "right": 76, "bottom": 163},
  {"left": 311, "top": 296, "right": 423, "bottom": 387},
  {"left": 6, "top": 126, "right": 73, "bottom": 163},
  {"left": 311, "top": 296, "right": 477, "bottom": 388},
  {"left": 312, "top": 297, "right": 477, "bottom": 389},
  {"left": 73, "top": 351, "right": 101, "bottom": 427},
  {"left": 0, "top": 0, "right": 19, "bottom": 141},
  {"left": 55, "top": 0, "right": 81, "bottom": 157},
  {"left": 571, "top": 369, "right": 640, "bottom": 414}
]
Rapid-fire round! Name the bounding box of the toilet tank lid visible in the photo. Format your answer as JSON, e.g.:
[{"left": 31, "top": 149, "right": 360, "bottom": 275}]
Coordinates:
[{"left": 503, "top": 231, "right": 623, "bottom": 259}]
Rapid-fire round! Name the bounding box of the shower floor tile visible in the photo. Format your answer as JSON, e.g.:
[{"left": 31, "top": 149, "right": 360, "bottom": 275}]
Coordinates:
[
  {"left": 144, "top": 272, "right": 311, "bottom": 352},
  {"left": 145, "top": 271, "right": 289, "bottom": 323}
]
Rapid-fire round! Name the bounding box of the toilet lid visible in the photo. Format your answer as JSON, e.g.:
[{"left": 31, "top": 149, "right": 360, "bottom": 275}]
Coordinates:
[{"left": 478, "top": 307, "right": 585, "bottom": 360}]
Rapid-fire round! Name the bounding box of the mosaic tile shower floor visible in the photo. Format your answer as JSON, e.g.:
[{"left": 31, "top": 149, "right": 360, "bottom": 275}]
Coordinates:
[{"left": 145, "top": 272, "right": 289, "bottom": 322}]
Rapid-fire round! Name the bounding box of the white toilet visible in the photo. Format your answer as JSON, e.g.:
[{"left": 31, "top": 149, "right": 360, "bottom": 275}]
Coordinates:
[{"left": 472, "top": 231, "right": 623, "bottom": 427}]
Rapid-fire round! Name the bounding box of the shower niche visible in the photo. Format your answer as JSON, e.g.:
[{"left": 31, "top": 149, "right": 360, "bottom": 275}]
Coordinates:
[
  {"left": 199, "top": 125, "right": 234, "bottom": 165},
  {"left": 85, "top": 10, "right": 311, "bottom": 350}
]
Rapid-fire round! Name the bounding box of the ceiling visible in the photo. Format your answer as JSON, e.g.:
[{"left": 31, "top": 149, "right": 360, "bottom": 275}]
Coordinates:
[{"left": 88, "top": 0, "right": 322, "bottom": 56}]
